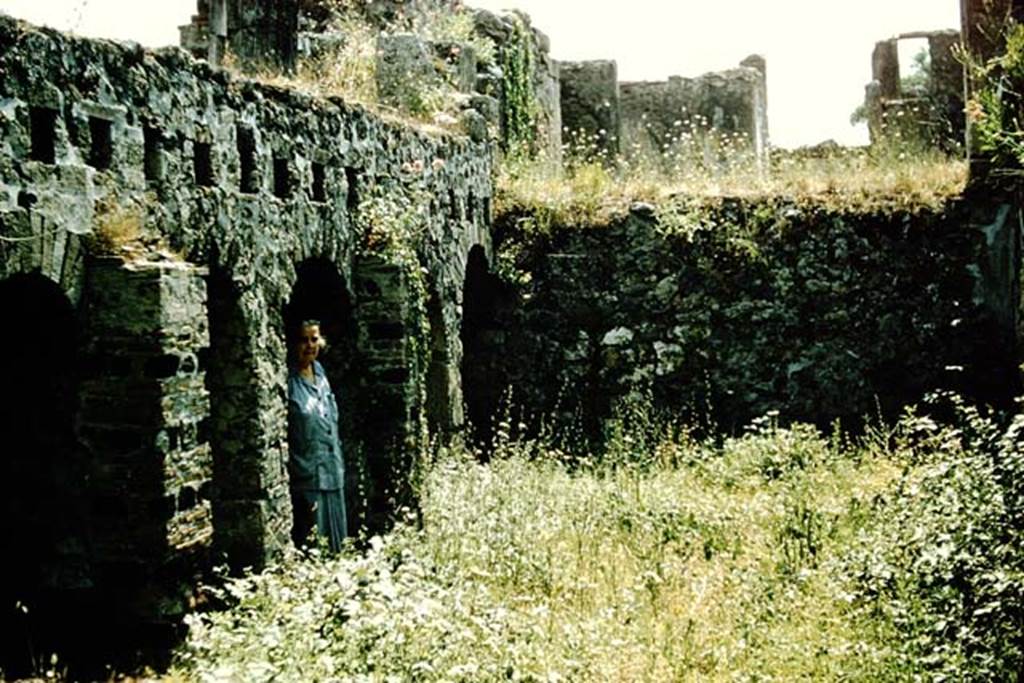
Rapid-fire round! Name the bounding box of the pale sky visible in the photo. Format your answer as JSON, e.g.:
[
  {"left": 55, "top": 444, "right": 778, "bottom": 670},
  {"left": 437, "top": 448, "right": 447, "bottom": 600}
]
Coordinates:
[{"left": 0, "top": 0, "right": 961, "bottom": 148}]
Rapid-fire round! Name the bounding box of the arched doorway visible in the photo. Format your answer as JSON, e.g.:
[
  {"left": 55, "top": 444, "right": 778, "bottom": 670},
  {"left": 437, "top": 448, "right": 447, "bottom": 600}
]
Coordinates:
[
  {"left": 460, "top": 245, "right": 505, "bottom": 448},
  {"left": 0, "top": 272, "right": 88, "bottom": 677},
  {"left": 282, "top": 259, "right": 361, "bottom": 534}
]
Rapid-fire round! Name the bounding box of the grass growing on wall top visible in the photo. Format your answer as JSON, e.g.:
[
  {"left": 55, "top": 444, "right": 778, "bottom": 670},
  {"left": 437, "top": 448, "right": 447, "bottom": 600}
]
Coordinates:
[
  {"left": 228, "top": 2, "right": 495, "bottom": 131},
  {"left": 497, "top": 144, "right": 967, "bottom": 230}
]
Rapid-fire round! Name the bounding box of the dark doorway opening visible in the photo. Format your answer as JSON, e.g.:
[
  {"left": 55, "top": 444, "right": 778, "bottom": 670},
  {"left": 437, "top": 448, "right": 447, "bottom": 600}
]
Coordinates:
[
  {"left": 203, "top": 267, "right": 265, "bottom": 571},
  {"left": 460, "top": 246, "right": 506, "bottom": 449},
  {"left": 0, "top": 273, "right": 91, "bottom": 678},
  {"left": 282, "top": 259, "right": 363, "bottom": 533}
]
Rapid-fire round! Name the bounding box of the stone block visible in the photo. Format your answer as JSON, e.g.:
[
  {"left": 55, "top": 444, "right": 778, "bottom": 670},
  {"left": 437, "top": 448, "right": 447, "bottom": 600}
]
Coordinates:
[
  {"left": 376, "top": 33, "right": 440, "bottom": 114},
  {"left": 560, "top": 60, "right": 621, "bottom": 162}
]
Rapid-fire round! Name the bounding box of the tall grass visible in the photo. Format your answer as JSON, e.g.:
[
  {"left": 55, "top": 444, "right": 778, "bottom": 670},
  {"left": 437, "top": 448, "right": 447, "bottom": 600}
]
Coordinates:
[
  {"left": 174, "top": 410, "right": 923, "bottom": 681},
  {"left": 227, "top": 3, "right": 494, "bottom": 130},
  {"left": 499, "top": 140, "right": 968, "bottom": 230}
]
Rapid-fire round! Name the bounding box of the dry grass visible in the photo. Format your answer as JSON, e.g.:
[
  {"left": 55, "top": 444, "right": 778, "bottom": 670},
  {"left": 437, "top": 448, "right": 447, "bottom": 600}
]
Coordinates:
[
  {"left": 224, "top": 6, "right": 493, "bottom": 135},
  {"left": 90, "top": 199, "right": 143, "bottom": 254},
  {"left": 498, "top": 145, "right": 968, "bottom": 229},
  {"left": 223, "top": 15, "right": 377, "bottom": 107}
]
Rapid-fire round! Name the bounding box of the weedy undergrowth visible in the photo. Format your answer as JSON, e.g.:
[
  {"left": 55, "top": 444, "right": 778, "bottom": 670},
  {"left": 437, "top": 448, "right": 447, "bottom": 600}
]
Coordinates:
[{"left": 169, "top": 397, "right": 1024, "bottom": 681}]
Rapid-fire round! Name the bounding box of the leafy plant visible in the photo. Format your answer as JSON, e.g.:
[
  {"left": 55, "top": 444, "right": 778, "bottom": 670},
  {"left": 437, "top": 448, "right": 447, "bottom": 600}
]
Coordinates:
[
  {"left": 843, "top": 394, "right": 1024, "bottom": 680},
  {"left": 965, "top": 20, "right": 1024, "bottom": 172},
  {"left": 499, "top": 13, "right": 538, "bottom": 156}
]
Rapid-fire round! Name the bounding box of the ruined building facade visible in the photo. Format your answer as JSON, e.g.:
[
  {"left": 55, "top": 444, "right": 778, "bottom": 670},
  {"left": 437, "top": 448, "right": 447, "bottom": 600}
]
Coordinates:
[
  {"left": 863, "top": 29, "right": 964, "bottom": 150},
  {"left": 0, "top": 12, "right": 492, "bottom": 660},
  {"left": 0, "top": 0, "right": 1022, "bottom": 674},
  {"left": 559, "top": 57, "right": 769, "bottom": 168}
]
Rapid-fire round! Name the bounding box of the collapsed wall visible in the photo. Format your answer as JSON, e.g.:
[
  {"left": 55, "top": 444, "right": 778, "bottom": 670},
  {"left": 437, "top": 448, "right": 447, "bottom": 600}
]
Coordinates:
[
  {"left": 620, "top": 56, "right": 768, "bottom": 168},
  {"left": 863, "top": 29, "right": 963, "bottom": 150},
  {"left": 479, "top": 198, "right": 1019, "bottom": 442},
  {"left": 0, "top": 12, "right": 491, "bottom": 668},
  {"left": 560, "top": 56, "right": 769, "bottom": 167},
  {"left": 181, "top": 2, "right": 563, "bottom": 161}
]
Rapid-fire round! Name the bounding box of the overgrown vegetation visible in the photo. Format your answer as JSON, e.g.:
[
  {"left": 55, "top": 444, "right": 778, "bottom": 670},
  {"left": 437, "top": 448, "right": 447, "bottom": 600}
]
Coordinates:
[
  {"left": 842, "top": 393, "right": 1024, "bottom": 680},
  {"left": 233, "top": 0, "right": 496, "bottom": 129},
  {"left": 158, "top": 7, "right": 1018, "bottom": 683},
  {"left": 174, "top": 397, "right": 1024, "bottom": 681},
  {"left": 966, "top": 20, "right": 1024, "bottom": 173},
  {"left": 498, "top": 13, "right": 537, "bottom": 155},
  {"left": 496, "top": 143, "right": 966, "bottom": 231}
]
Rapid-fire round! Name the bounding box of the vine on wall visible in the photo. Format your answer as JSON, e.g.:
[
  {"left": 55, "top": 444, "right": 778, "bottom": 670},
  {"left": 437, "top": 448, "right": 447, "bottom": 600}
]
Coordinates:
[{"left": 499, "top": 14, "right": 538, "bottom": 156}]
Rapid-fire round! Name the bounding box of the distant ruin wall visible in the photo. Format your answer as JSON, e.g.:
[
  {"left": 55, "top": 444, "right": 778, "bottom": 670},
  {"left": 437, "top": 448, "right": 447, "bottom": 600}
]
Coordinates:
[
  {"left": 864, "top": 30, "right": 964, "bottom": 151},
  {"left": 559, "top": 60, "right": 620, "bottom": 161},
  {"left": 559, "top": 57, "right": 768, "bottom": 167},
  {"left": 0, "top": 13, "right": 492, "bottom": 631},
  {"left": 620, "top": 58, "right": 767, "bottom": 167}
]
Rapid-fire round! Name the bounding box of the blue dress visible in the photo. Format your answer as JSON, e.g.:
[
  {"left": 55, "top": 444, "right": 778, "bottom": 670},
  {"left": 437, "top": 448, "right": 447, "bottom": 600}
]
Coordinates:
[{"left": 287, "top": 360, "right": 347, "bottom": 551}]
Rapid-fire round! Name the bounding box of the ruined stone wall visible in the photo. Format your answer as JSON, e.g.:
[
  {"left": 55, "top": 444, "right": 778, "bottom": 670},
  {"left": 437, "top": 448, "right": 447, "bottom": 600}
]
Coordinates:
[
  {"left": 864, "top": 30, "right": 964, "bottom": 151},
  {"left": 483, "top": 199, "right": 1016, "bottom": 442},
  {"left": 619, "top": 58, "right": 768, "bottom": 168},
  {"left": 559, "top": 60, "right": 621, "bottom": 161},
  {"left": 181, "top": 0, "right": 299, "bottom": 67},
  {"left": 473, "top": 8, "right": 562, "bottom": 161},
  {"left": 559, "top": 57, "right": 768, "bottom": 168},
  {"left": 0, "top": 13, "right": 492, "bottom": 634}
]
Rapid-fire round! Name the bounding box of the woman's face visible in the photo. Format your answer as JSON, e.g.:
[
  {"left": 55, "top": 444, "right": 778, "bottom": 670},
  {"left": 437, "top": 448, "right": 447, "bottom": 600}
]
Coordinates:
[{"left": 294, "top": 324, "right": 321, "bottom": 367}]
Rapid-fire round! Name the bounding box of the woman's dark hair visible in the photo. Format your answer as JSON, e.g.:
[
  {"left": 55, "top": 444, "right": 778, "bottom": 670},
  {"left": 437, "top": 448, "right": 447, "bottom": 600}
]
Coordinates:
[{"left": 290, "top": 318, "right": 327, "bottom": 350}]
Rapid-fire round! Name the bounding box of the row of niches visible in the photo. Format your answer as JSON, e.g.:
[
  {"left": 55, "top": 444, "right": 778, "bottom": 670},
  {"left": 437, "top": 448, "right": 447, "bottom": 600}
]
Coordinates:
[
  {"left": 19, "top": 99, "right": 491, "bottom": 230},
  {"left": 22, "top": 103, "right": 358, "bottom": 205}
]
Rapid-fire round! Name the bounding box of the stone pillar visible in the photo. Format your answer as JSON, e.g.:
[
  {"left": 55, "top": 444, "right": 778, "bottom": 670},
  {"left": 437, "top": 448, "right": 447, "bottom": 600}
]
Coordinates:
[
  {"left": 741, "top": 54, "right": 769, "bottom": 166},
  {"left": 204, "top": 275, "right": 292, "bottom": 572},
  {"left": 77, "top": 257, "right": 212, "bottom": 621},
  {"left": 871, "top": 39, "right": 900, "bottom": 99},
  {"left": 929, "top": 30, "right": 966, "bottom": 151},
  {"left": 531, "top": 26, "right": 563, "bottom": 164},
  {"left": 962, "top": 0, "right": 1024, "bottom": 172},
  {"left": 208, "top": 0, "right": 228, "bottom": 65},
  {"left": 559, "top": 60, "right": 622, "bottom": 163},
  {"left": 960, "top": 0, "right": 1024, "bottom": 382},
  {"left": 354, "top": 255, "right": 427, "bottom": 529}
]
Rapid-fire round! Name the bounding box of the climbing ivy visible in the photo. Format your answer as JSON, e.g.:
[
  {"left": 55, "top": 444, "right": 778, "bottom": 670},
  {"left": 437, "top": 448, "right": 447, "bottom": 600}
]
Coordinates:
[{"left": 499, "top": 14, "right": 538, "bottom": 157}]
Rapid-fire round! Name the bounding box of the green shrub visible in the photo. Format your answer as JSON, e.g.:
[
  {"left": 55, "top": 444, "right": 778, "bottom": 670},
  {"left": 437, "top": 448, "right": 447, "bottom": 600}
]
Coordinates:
[{"left": 843, "top": 394, "right": 1024, "bottom": 680}]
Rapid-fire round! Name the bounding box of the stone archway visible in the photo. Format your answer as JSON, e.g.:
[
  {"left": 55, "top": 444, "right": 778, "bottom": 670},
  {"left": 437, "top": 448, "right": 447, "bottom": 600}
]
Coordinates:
[
  {"left": 282, "top": 258, "right": 361, "bottom": 534},
  {"left": 460, "top": 244, "right": 506, "bottom": 448},
  {"left": 0, "top": 272, "right": 88, "bottom": 677}
]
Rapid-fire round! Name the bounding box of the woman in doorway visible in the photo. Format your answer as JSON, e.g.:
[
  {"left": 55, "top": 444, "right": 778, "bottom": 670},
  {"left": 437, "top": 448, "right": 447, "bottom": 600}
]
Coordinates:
[{"left": 287, "top": 319, "right": 347, "bottom": 552}]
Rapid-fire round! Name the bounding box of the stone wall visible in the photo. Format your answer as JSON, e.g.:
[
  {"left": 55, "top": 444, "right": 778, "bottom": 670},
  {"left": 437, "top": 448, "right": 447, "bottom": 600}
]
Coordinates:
[
  {"left": 180, "top": 0, "right": 299, "bottom": 68},
  {"left": 559, "top": 60, "right": 621, "bottom": 161},
  {"left": 0, "top": 12, "right": 492, "bottom": 652},
  {"left": 559, "top": 57, "right": 769, "bottom": 168},
  {"left": 473, "top": 8, "right": 562, "bottom": 161},
  {"left": 482, "top": 199, "right": 1018, "bottom": 443},
  {"left": 619, "top": 57, "right": 768, "bottom": 169},
  {"left": 863, "top": 30, "right": 964, "bottom": 151}
]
